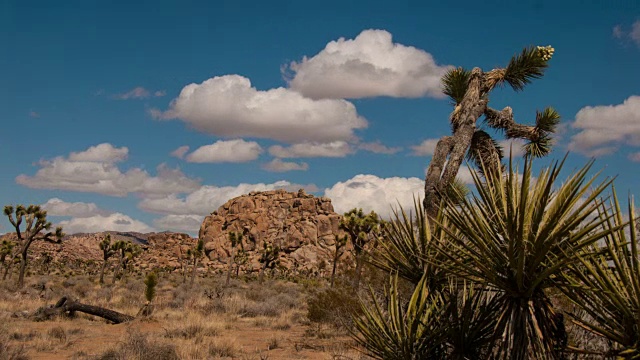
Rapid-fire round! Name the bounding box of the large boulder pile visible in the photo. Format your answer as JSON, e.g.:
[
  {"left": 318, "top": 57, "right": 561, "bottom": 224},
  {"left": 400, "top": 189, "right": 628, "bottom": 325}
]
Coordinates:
[{"left": 199, "top": 189, "right": 346, "bottom": 273}]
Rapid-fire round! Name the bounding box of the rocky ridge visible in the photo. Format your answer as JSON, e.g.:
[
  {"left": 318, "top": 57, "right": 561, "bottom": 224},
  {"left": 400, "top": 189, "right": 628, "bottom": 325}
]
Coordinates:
[
  {"left": 0, "top": 190, "right": 349, "bottom": 277},
  {"left": 200, "top": 189, "right": 348, "bottom": 274}
]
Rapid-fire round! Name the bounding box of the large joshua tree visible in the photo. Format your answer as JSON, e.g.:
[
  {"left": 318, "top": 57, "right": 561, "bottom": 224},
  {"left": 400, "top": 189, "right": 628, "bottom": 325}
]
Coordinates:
[
  {"left": 3, "top": 205, "right": 64, "bottom": 288},
  {"left": 423, "top": 45, "right": 559, "bottom": 217}
]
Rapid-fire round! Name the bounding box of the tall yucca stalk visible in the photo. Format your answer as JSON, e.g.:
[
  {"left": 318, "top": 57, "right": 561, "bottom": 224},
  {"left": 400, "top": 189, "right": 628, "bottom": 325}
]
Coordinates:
[
  {"left": 434, "top": 156, "right": 617, "bottom": 359},
  {"left": 563, "top": 191, "right": 640, "bottom": 358}
]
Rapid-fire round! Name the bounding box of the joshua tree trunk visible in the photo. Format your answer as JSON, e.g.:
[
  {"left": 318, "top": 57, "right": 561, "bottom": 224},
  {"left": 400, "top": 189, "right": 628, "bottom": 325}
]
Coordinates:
[
  {"left": 424, "top": 69, "right": 486, "bottom": 219},
  {"left": 99, "top": 260, "right": 108, "bottom": 284},
  {"left": 226, "top": 246, "right": 235, "bottom": 286},
  {"left": 330, "top": 255, "right": 339, "bottom": 288},
  {"left": 353, "top": 251, "right": 364, "bottom": 290},
  {"left": 259, "top": 265, "right": 266, "bottom": 284},
  {"left": 112, "top": 255, "right": 123, "bottom": 284},
  {"left": 17, "top": 248, "right": 29, "bottom": 288},
  {"left": 190, "top": 257, "right": 198, "bottom": 287}
]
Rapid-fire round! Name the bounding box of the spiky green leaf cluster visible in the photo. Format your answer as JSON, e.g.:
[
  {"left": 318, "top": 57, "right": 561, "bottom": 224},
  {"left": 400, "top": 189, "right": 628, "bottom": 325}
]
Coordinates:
[
  {"left": 524, "top": 107, "right": 561, "bottom": 158},
  {"left": 442, "top": 67, "right": 471, "bottom": 105},
  {"left": 504, "top": 46, "right": 550, "bottom": 91},
  {"left": 259, "top": 241, "right": 280, "bottom": 269},
  {"left": 340, "top": 208, "right": 381, "bottom": 253},
  {"left": 561, "top": 191, "right": 640, "bottom": 358},
  {"left": 143, "top": 272, "right": 158, "bottom": 302},
  {"left": 371, "top": 198, "right": 450, "bottom": 287},
  {"left": 353, "top": 274, "right": 448, "bottom": 360}
]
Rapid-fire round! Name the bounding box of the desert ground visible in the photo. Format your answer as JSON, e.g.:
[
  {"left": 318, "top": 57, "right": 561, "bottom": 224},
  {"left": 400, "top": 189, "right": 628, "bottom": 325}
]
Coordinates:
[{"left": 1, "top": 272, "right": 369, "bottom": 360}]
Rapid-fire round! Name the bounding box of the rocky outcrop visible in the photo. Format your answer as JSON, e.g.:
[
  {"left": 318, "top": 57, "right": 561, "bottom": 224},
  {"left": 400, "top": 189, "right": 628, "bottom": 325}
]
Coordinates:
[{"left": 199, "top": 189, "right": 346, "bottom": 273}]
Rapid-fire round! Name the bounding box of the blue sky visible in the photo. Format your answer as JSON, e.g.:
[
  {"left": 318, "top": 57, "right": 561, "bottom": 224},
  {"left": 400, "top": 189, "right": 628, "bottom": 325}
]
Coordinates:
[{"left": 1, "top": 0, "right": 639, "bottom": 235}]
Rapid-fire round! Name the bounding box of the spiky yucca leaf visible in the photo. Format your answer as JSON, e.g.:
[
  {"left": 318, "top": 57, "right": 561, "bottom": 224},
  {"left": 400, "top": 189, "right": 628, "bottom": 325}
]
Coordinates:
[
  {"left": 370, "top": 198, "right": 451, "bottom": 287},
  {"left": 352, "top": 274, "right": 449, "bottom": 360},
  {"left": 446, "top": 284, "right": 500, "bottom": 360},
  {"left": 504, "top": 46, "right": 549, "bottom": 91},
  {"left": 563, "top": 191, "right": 640, "bottom": 358},
  {"left": 443, "top": 67, "right": 471, "bottom": 105},
  {"left": 433, "top": 155, "right": 617, "bottom": 359}
]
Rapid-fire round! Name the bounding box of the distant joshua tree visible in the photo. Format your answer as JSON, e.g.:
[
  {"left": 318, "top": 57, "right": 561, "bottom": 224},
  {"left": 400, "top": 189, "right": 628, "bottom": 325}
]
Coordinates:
[
  {"left": 98, "top": 234, "right": 116, "bottom": 284},
  {"left": 226, "top": 231, "right": 243, "bottom": 286},
  {"left": 0, "top": 239, "right": 15, "bottom": 281},
  {"left": 423, "top": 45, "right": 559, "bottom": 218},
  {"left": 111, "top": 240, "right": 141, "bottom": 283},
  {"left": 3, "top": 205, "right": 63, "bottom": 288},
  {"left": 330, "top": 235, "right": 347, "bottom": 288},
  {"left": 340, "top": 208, "right": 381, "bottom": 289},
  {"left": 258, "top": 241, "right": 280, "bottom": 284},
  {"left": 189, "top": 239, "right": 204, "bottom": 287}
]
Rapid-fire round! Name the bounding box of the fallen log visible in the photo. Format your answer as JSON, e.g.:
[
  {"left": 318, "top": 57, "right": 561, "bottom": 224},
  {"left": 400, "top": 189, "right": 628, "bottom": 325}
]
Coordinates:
[{"left": 31, "top": 296, "right": 134, "bottom": 324}]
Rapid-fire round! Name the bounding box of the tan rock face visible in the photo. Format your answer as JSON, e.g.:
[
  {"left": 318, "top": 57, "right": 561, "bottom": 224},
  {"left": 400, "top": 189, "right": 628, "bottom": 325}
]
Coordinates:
[{"left": 199, "top": 189, "right": 347, "bottom": 272}]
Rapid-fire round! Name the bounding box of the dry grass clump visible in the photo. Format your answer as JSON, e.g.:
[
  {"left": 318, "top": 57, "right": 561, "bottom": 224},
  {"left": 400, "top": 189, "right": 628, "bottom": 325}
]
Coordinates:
[
  {"left": 207, "top": 338, "right": 238, "bottom": 358},
  {"left": 94, "top": 331, "right": 179, "bottom": 360},
  {"left": 0, "top": 326, "right": 29, "bottom": 360}
]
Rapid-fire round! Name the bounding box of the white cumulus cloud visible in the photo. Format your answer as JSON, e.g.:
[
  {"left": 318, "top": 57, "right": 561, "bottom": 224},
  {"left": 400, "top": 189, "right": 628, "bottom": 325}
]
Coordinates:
[
  {"left": 16, "top": 144, "right": 200, "bottom": 197},
  {"left": 59, "top": 213, "right": 154, "bottom": 234},
  {"left": 269, "top": 141, "right": 354, "bottom": 158},
  {"left": 568, "top": 96, "right": 640, "bottom": 157},
  {"left": 285, "top": 29, "right": 451, "bottom": 99},
  {"left": 261, "top": 159, "right": 309, "bottom": 172},
  {"left": 114, "top": 86, "right": 166, "bottom": 100},
  {"left": 170, "top": 145, "right": 190, "bottom": 159},
  {"left": 613, "top": 21, "right": 640, "bottom": 47},
  {"left": 153, "top": 214, "right": 204, "bottom": 234},
  {"left": 152, "top": 75, "right": 367, "bottom": 143},
  {"left": 324, "top": 174, "right": 424, "bottom": 218},
  {"left": 186, "top": 139, "right": 263, "bottom": 163},
  {"left": 358, "top": 141, "right": 402, "bottom": 154},
  {"left": 412, "top": 138, "right": 440, "bottom": 156},
  {"left": 499, "top": 139, "right": 526, "bottom": 158},
  {"left": 69, "top": 143, "right": 128, "bottom": 163},
  {"left": 41, "top": 198, "right": 111, "bottom": 218}
]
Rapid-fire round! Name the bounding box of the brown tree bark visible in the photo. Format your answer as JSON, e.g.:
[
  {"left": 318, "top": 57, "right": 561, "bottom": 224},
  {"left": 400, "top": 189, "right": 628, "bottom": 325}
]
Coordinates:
[
  {"left": 32, "top": 296, "right": 135, "bottom": 324},
  {"left": 424, "top": 68, "right": 488, "bottom": 219}
]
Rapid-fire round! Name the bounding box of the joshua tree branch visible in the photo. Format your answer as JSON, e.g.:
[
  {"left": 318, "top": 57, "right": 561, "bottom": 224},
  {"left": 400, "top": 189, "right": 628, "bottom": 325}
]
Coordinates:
[{"left": 484, "top": 106, "right": 539, "bottom": 141}]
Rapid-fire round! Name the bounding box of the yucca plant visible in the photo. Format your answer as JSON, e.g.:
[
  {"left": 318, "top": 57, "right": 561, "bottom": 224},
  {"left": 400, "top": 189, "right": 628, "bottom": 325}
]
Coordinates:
[
  {"left": 433, "top": 156, "right": 617, "bottom": 359},
  {"left": 352, "top": 273, "right": 449, "bottom": 360},
  {"left": 352, "top": 273, "right": 500, "bottom": 359},
  {"left": 562, "top": 192, "right": 640, "bottom": 358}
]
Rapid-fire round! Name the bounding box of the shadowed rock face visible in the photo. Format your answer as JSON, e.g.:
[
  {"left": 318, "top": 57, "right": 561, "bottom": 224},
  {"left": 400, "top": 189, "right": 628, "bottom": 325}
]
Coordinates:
[{"left": 199, "top": 189, "right": 347, "bottom": 272}]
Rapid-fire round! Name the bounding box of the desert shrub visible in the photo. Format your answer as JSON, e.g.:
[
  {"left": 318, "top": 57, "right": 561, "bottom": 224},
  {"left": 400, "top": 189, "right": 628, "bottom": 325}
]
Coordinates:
[
  {"left": 95, "top": 332, "right": 179, "bottom": 360},
  {"left": 47, "top": 326, "right": 66, "bottom": 343},
  {"left": 169, "top": 283, "right": 192, "bottom": 309},
  {"left": 307, "top": 286, "right": 361, "bottom": 329},
  {"left": 198, "top": 298, "right": 226, "bottom": 315},
  {"left": 0, "top": 327, "right": 29, "bottom": 360},
  {"left": 208, "top": 339, "right": 237, "bottom": 357}
]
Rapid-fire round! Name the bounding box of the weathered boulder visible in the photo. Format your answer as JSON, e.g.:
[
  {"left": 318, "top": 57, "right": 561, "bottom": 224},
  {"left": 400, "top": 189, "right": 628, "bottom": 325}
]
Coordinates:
[{"left": 199, "top": 189, "right": 347, "bottom": 273}]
